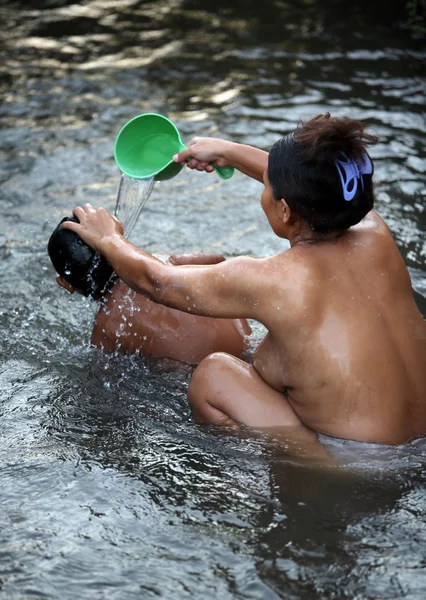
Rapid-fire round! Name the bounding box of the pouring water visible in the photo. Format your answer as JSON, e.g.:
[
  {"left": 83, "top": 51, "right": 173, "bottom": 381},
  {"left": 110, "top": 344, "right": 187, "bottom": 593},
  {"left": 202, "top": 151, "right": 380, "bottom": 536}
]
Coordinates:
[
  {"left": 114, "top": 174, "right": 155, "bottom": 237},
  {"left": 113, "top": 113, "right": 235, "bottom": 238}
]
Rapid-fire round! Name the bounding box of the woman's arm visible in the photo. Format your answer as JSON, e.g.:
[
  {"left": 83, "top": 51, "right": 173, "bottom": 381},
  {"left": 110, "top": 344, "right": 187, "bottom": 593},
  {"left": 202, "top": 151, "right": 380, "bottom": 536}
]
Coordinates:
[
  {"left": 168, "top": 252, "right": 226, "bottom": 266},
  {"left": 173, "top": 138, "right": 268, "bottom": 183},
  {"left": 62, "top": 205, "right": 264, "bottom": 320},
  {"left": 99, "top": 234, "right": 260, "bottom": 319}
]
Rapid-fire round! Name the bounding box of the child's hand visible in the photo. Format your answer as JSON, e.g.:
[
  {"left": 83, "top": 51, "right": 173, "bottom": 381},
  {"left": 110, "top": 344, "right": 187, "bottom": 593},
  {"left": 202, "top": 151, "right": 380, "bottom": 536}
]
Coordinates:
[
  {"left": 173, "top": 137, "right": 231, "bottom": 172},
  {"left": 61, "top": 204, "right": 124, "bottom": 253}
]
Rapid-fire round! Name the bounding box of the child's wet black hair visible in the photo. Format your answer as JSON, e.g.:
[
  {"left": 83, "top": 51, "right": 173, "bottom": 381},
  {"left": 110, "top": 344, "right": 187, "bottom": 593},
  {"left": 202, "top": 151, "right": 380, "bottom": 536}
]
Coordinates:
[
  {"left": 47, "top": 217, "right": 115, "bottom": 300},
  {"left": 268, "top": 113, "right": 379, "bottom": 234}
]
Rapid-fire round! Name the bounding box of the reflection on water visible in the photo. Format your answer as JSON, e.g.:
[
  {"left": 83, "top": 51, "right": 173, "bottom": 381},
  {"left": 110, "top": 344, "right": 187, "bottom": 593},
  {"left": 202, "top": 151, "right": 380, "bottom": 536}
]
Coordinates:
[{"left": 0, "top": 0, "right": 425, "bottom": 598}]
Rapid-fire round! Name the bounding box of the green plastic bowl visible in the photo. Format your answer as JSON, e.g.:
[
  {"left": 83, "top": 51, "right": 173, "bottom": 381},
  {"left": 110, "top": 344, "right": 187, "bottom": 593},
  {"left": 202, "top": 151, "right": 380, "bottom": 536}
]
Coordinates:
[{"left": 114, "top": 113, "right": 234, "bottom": 181}]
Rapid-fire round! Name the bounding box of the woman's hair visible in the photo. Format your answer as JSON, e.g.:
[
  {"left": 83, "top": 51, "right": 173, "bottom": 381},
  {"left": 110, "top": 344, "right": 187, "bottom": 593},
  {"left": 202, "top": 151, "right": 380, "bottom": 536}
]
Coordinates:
[
  {"left": 47, "top": 217, "right": 115, "bottom": 300},
  {"left": 268, "top": 113, "right": 379, "bottom": 233}
]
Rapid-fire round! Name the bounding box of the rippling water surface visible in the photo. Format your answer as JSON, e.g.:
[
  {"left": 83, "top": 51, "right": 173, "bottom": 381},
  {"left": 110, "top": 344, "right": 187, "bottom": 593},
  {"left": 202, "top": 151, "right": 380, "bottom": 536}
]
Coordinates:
[{"left": 1, "top": 1, "right": 425, "bottom": 598}]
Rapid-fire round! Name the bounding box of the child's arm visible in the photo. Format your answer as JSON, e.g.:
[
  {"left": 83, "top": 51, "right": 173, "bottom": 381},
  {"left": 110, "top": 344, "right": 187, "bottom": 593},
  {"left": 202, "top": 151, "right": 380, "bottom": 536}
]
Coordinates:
[{"left": 173, "top": 138, "right": 268, "bottom": 183}]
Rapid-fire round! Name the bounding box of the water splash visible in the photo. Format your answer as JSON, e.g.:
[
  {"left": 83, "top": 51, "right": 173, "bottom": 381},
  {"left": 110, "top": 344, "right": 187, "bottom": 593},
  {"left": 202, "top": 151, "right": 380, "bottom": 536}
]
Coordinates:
[{"left": 114, "top": 174, "right": 155, "bottom": 237}]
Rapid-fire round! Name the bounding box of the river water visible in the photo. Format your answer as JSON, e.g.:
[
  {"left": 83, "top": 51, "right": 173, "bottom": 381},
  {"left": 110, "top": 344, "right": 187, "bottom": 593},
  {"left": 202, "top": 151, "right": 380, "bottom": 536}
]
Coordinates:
[{"left": 1, "top": 1, "right": 425, "bottom": 599}]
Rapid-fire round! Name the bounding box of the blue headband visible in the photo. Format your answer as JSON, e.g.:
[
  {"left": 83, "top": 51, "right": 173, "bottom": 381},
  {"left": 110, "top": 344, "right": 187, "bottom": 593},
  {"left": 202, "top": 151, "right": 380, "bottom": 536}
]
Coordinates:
[{"left": 334, "top": 153, "right": 373, "bottom": 201}]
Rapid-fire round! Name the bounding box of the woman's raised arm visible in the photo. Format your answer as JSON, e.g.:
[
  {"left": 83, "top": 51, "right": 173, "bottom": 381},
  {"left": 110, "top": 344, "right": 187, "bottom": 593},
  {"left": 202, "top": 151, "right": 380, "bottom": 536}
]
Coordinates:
[{"left": 173, "top": 138, "right": 268, "bottom": 183}]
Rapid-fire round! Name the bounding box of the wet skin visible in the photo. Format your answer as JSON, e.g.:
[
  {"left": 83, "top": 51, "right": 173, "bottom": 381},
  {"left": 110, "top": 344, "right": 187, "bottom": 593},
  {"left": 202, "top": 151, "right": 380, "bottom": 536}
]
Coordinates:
[
  {"left": 91, "top": 278, "right": 250, "bottom": 365},
  {"left": 62, "top": 139, "right": 426, "bottom": 445},
  {"left": 248, "top": 210, "right": 426, "bottom": 444},
  {"left": 56, "top": 252, "right": 251, "bottom": 366}
]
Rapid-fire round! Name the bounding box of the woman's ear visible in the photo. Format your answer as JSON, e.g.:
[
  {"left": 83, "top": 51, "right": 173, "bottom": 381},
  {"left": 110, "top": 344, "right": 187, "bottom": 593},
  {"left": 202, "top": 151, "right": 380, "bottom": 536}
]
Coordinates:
[
  {"left": 56, "top": 276, "right": 75, "bottom": 294},
  {"left": 280, "top": 199, "right": 292, "bottom": 224}
]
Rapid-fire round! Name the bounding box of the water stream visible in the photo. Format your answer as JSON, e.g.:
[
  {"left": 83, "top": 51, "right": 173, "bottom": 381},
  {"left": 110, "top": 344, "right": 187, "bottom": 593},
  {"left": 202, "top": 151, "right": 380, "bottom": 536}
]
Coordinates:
[
  {"left": 115, "top": 174, "right": 155, "bottom": 238},
  {"left": 0, "top": 0, "right": 425, "bottom": 598}
]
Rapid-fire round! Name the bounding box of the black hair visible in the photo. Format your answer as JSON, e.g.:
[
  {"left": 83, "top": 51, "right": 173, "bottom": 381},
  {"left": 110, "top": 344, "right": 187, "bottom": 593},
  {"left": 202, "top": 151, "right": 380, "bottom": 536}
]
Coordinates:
[
  {"left": 268, "top": 113, "right": 379, "bottom": 234},
  {"left": 47, "top": 217, "right": 115, "bottom": 301}
]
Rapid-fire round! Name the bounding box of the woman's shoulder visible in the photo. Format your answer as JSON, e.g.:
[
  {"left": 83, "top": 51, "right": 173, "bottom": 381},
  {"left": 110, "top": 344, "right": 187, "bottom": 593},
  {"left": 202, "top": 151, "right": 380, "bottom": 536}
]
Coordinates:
[
  {"left": 352, "top": 210, "right": 402, "bottom": 262},
  {"left": 259, "top": 251, "right": 318, "bottom": 307},
  {"left": 354, "top": 210, "right": 392, "bottom": 237},
  {"left": 350, "top": 211, "right": 412, "bottom": 290}
]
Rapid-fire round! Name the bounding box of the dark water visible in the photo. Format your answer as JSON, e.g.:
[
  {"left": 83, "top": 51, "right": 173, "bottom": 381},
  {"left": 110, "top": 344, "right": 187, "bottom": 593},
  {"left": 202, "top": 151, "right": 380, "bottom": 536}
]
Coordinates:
[{"left": 1, "top": 1, "right": 426, "bottom": 598}]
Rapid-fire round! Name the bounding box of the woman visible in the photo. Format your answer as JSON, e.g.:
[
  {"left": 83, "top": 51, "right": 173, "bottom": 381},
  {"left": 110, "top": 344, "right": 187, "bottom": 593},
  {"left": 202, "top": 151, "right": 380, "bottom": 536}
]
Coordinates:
[{"left": 63, "top": 113, "right": 426, "bottom": 445}]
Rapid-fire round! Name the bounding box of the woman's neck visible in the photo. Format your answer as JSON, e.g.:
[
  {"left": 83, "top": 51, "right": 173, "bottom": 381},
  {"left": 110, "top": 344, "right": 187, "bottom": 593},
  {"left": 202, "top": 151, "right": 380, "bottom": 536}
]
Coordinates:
[{"left": 288, "top": 221, "right": 344, "bottom": 247}]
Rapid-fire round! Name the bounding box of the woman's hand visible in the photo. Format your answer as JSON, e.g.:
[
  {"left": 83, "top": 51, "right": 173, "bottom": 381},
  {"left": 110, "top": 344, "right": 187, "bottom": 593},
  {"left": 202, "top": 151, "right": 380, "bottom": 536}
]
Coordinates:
[
  {"left": 61, "top": 204, "right": 124, "bottom": 253},
  {"left": 173, "top": 138, "right": 268, "bottom": 182},
  {"left": 173, "top": 137, "right": 232, "bottom": 172}
]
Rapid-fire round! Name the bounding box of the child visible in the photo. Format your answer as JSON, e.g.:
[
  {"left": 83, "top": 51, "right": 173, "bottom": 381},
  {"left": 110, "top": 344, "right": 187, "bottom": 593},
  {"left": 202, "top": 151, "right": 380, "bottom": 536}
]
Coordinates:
[
  {"left": 62, "top": 114, "right": 426, "bottom": 445},
  {"left": 48, "top": 218, "right": 251, "bottom": 366}
]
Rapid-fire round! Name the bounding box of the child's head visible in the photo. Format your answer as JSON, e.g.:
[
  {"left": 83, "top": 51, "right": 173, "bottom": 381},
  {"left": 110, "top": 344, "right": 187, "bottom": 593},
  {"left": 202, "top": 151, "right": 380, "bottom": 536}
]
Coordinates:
[
  {"left": 268, "top": 113, "right": 379, "bottom": 233},
  {"left": 47, "top": 217, "right": 114, "bottom": 300}
]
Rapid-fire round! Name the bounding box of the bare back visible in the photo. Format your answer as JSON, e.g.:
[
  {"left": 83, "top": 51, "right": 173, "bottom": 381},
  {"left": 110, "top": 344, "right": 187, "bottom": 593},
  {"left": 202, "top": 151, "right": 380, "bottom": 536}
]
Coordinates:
[{"left": 253, "top": 211, "right": 426, "bottom": 444}]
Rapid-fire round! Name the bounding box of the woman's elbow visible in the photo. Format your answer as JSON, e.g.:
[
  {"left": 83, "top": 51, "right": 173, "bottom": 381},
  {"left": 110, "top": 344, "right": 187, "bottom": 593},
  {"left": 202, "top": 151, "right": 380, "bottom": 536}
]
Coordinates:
[
  {"left": 137, "top": 272, "right": 178, "bottom": 307},
  {"left": 133, "top": 275, "right": 165, "bottom": 304}
]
